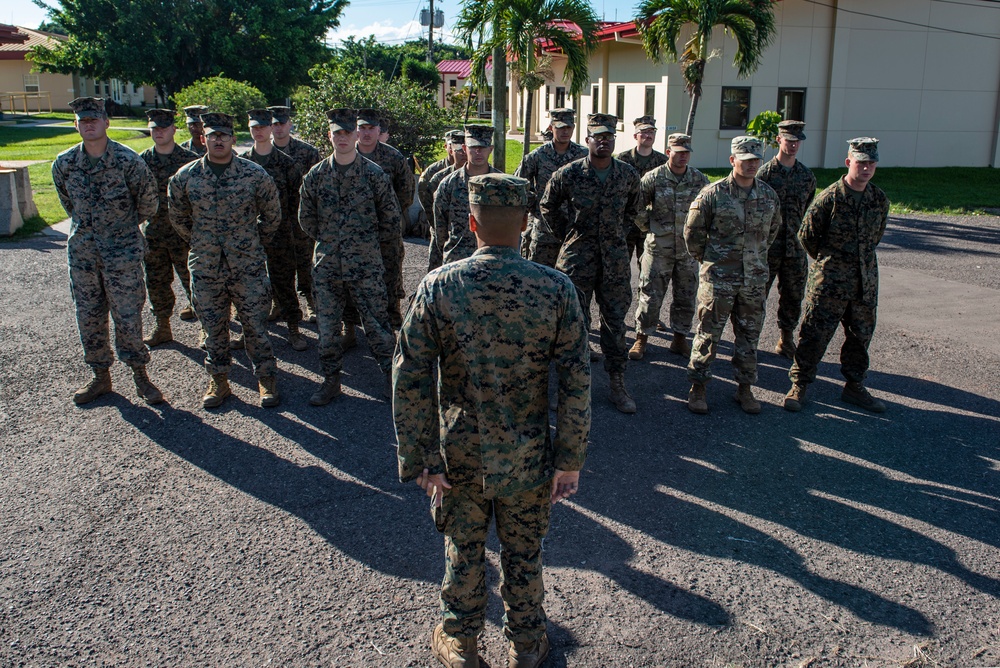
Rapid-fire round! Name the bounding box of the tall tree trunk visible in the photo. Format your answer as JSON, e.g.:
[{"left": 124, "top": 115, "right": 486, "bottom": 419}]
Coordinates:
[
  {"left": 522, "top": 87, "right": 534, "bottom": 163},
  {"left": 491, "top": 45, "right": 507, "bottom": 172},
  {"left": 685, "top": 89, "right": 700, "bottom": 137}
]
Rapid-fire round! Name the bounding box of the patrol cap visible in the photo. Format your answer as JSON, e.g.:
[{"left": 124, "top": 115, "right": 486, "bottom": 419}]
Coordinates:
[
  {"left": 777, "top": 120, "right": 806, "bottom": 140},
  {"left": 247, "top": 109, "right": 273, "bottom": 127},
  {"left": 69, "top": 97, "right": 106, "bottom": 120},
  {"left": 633, "top": 115, "right": 657, "bottom": 131},
  {"left": 145, "top": 108, "right": 176, "bottom": 128},
  {"left": 444, "top": 129, "right": 461, "bottom": 143},
  {"left": 468, "top": 174, "right": 529, "bottom": 207},
  {"left": 587, "top": 113, "right": 617, "bottom": 136},
  {"left": 326, "top": 108, "right": 357, "bottom": 132},
  {"left": 848, "top": 137, "right": 879, "bottom": 162},
  {"left": 183, "top": 105, "right": 209, "bottom": 124},
  {"left": 268, "top": 105, "right": 293, "bottom": 123},
  {"left": 201, "top": 112, "right": 235, "bottom": 136},
  {"left": 549, "top": 108, "right": 576, "bottom": 128},
  {"left": 464, "top": 125, "right": 494, "bottom": 148},
  {"left": 450, "top": 131, "right": 465, "bottom": 145},
  {"left": 667, "top": 133, "right": 692, "bottom": 152},
  {"left": 731, "top": 135, "right": 763, "bottom": 160},
  {"left": 357, "top": 108, "right": 381, "bottom": 127}
]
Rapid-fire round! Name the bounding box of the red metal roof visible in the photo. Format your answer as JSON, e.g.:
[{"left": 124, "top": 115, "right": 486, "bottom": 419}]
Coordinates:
[
  {"left": 437, "top": 59, "right": 472, "bottom": 78},
  {"left": 0, "top": 26, "right": 66, "bottom": 60},
  {"left": 0, "top": 24, "right": 29, "bottom": 46}
]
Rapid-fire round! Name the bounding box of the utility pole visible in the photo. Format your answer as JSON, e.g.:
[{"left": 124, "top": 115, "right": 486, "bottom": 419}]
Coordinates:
[{"left": 427, "top": 0, "right": 434, "bottom": 63}]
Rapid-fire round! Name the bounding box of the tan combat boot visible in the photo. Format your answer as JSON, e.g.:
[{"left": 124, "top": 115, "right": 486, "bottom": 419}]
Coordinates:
[
  {"left": 628, "top": 333, "right": 648, "bottom": 360},
  {"left": 287, "top": 322, "right": 308, "bottom": 352},
  {"left": 432, "top": 623, "right": 480, "bottom": 668},
  {"left": 842, "top": 381, "right": 886, "bottom": 413},
  {"left": 178, "top": 304, "right": 197, "bottom": 321},
  {"left": 733, "top": 383, "right": 761, "bottom": 414},
  {"left": 73, "top": 368, "right": 112, "bottom": 405},
  {"left": 304, "top": 296, "right": 317, "bottom": 323},
  {"left": 775, "top": 328, "right": 796, "bottom": 359},
  {"left": 342, "top": 322, "right": 358, "bottom": 351},
  {"left": 784, "top": 382, "right": 807, "bottom": 412},
  {"left": 687, "top": 382, "right": 708, "bottom": 414},
  {"left": 508, "top": 634, "right": 550, "bottom": 668},
  {"left": 258, "top": 375, "right": 280, "bottom": 408},
  {"left": 198, "top": 328, "right": 208, "bottom": 350},
  {"left": 309, "top": 373, "right": 342, "bottom": 406},
  {"left": 202, "top": 373, "right": 231, "bottom": 409},
  {"left": 267, "top": 299, "right": 281, "bottom": 322},
  {"left": 608, "top": 372, "right": 637, "bottom": 414},
  {"left": 669, "top": 332, "right": 691, "bottom": 357},
  {"left": 131, "top": 366, "right": 163, "bottom": 405},
  {"left": 143, "top": 315, "right": 173, "bottom": 347}
]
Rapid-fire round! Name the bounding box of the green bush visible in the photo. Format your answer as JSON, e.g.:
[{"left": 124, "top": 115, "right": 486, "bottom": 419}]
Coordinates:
[
  {"left": 747, "top": 110, "right": 782, "bottom": 150},
  {"left": 401, "top": 58, "right": 441, "bottom": 90},
  {"left": 171, "top": 76, "right": 268, "bottom": 132}
]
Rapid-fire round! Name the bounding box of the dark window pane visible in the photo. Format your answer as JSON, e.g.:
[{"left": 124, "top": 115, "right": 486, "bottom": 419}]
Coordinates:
[
  {"left": 616, "top": 86, "right": 625, "bottom": 123},
  {"left": 777, "top": 88, "right": 806, "bottom": 121},
  {"left": 592, "top": 85, "right": 599, "bottom": 113},
  {"left": 645, "top": 86, "right": 655, "bottom": 117},
  {"left": 720, "top": 87, "right": 750, "bottom": 129}
]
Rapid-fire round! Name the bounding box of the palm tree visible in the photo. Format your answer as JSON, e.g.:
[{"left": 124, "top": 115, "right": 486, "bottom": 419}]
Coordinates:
[
  {"left": 635, "top": 0, "right": 777, "bottom": 136},
  {"left": 455, "top": 0, "right": 600, "bottom": 163}
]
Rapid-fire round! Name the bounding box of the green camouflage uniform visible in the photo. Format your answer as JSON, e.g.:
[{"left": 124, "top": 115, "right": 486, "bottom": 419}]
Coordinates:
[
  {"left": 140, "top": 143, "right": 198, "bottom": 317},
  {"left": 179, "top": 138, "right": 206, "bottom": 157},
  {"left": 684, "top": 174, "right": 781, "bottom": 384},
  {"left": 790, "top": 178, "right": 889, "bottom": 385},
  {"left": 432, "top": 165, "right": 503, "bottom": 266},
  {"left": 426, "top": 164, "right": 459, "bottom": 271},
  {"left": 514, "top": 141, "right": 588, "bottom": 267},
  {"left": 540, "top": 157, "right": 641, "bottom": 374},
  {"left": 616, "top": 147, "right": 668, "bottom": 265},
  {"left": 168, "top": 156, "right": 281, "bottom": 378},
  {"left": 757, "top": 157, "right": 817, "bottom": 332},
  {"left": 53, "top": 140, "right": 159, "bottom": 370},
  {"left": 240, "top": 145, "right": 303, "bottom": 325},
  {"left": 298, "top": 154, "right": 401, "bottom": 376},
  {"left": 394, "top": 245, "right": 591, "bottom": 645},
  {"left": 273, "top": 135, "right": 323, "bottom": 302},
  {"left": 633, "top": 164, "right": 709, "bottom": 336},
  {"left": 418, "top": 156, "right": 452, "bottom": 218}
]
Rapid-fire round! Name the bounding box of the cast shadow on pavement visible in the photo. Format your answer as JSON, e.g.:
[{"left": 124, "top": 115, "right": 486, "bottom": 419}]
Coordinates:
[{"left": 881, "top": 217, "right": 1000, "bottom": 257}]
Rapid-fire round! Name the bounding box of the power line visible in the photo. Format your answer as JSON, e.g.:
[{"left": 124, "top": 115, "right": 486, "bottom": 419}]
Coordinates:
[
  {"left": 800, "top": 0, "right": 1000, "bottom": 40},
  {"left": 932, "top": 0, "right": 1000, "bottom": 7}
]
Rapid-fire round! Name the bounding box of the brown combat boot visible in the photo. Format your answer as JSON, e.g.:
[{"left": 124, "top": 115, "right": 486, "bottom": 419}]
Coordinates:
[
  {"left": 258, "top": 375, "right": 280, "bottom": 408},
  {"left": 842, "top": 381, "right": 886, "bottom": 413},
  {"left": 143, "top": 316, "right": 173, "bottom": 347},
  {"left": 784, "top": 382, "right": 807, "bottom": 412},
  {"left": 733, "top": 383, "right": 761, "bottom": 414},
  {"left": 688, "top": 382, "right": 708, "bottom": 414},
  {"left": 309, "top": 373, "right": 342, "bottom": 406},
  {"left": 628, "top": 333, "right": 648, "bottom": 360},
  {"left": 178, "top": 304, "right": 197, "bottom": 321},
  {"left": 304, "top": 296, "right": 317, "bottom": 323},
  {"left": 608, "top": 372, "right": 637, "bottom": 414},
  {"left": 775, "top": 328, "right": 797, "bottom": 359},
  {"left": 287, "top": 322, "right": 308, "bottom": 351},
  {"left": 669, "top": 332, "right": 691, "bottom": 357},
  {"left": 342, "top": 322, "right": 358, "bottom": 350},
  {"left": 131, "top": 366, "right": 163, "bottom": 405},
  {"left": 432, "top": 623, "right": 480, "bottom": 668},
  {"left": 508, "top": 634, "right": 550, "bottom": 668},
  {"left": 73, "top": 368, "right": 112, "bottom": 405},
  {"left": 202, "top": 373, "right": 231, "bottom": 409},
  {"left": 267, "top": 299, "right": 281, "bottom": 322}
]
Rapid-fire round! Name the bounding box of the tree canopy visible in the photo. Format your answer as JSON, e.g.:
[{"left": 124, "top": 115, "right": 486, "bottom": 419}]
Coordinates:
[{"left": 331, "top": 37, "right": 471, "bottom": 82}]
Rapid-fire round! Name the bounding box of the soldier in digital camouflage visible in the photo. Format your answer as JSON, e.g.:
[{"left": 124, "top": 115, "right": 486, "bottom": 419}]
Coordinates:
[
  {"left": 424, "top": 132, "right": 468, "bottom": 270},
  {"left": 514, "top": 108, "right": 588, "bottom": 268},
  {"left": 418, "top": 129, "right": 465, "bottom": 238},
  {"left": 241, "top": 109, "right": 308, "bottom": 352},
  {"left": 139, "top": 108, "right": 199, "bottom": 349},
  {"left": 757, "top": 120, "right": 817, "bottom": 359},
  {"left": 628, "top": 132, "right": 709, "bottom": 362},
  {"left": 298, "top": 108, "right": 401, "bottom": 407},
  {"left": 616, "top": 115, "right": 668, "bottom": 269},
  {"left": 168, "top": 112, "right": 283, "bottom": 409},
  {"left": 179, "top": 105, "right": 208, "bottom": 157},
  {"left": 393, "top": 173, "right": 590, "bottom": 668},
  {"left": 683, "top": 136, "right": 781, "bottom": 415},
  {"left": 784, "top": 138, "right": 890, "bottom": 414},
  {"left": 540, "top": 113, "right": 641, "bottom": 414}
]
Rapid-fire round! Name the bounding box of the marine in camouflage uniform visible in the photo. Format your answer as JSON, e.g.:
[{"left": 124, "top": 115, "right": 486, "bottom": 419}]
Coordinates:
[
  {"left": 424, "top": 146, "right": 468, "bottom": 271},
  {"left": 417, "top": 129, "right": 465, "bottom": 239},
  {"left": 139, "top": 109, "right": 199, "bottom": 348},
  {"left": 628, "top": 133, "right": 709, "bottom": 361},
  {"left": 785, "top": 138, "right": 890, "bottom": 414},
  {"left": 756, "top": 120, "right": 817, "bottom": 359},
  {"left": 683, "top": 136, "right": 781, "bottom": 415},
  {"left": 299, "top": 108, "right": 402, "bottom": 406},
  {"left": 514, "top": 108, "right": 588, "bottom": 268},
  {"left": 540, "top": 113, "right": 641, "bottom": 414},
  {"left": 179, "top": 105, "right": 208, "bottom": 157},
  {"left": 393, "top": 174, "right": 590, "bottom": 668},
  {"left": 616, "top": 116, "right": 668, "bottom": 268},
  {"left": 169, "top": 112, "right": 283, "bottom": 408},
  {"left": 52, "top": 97, "right": 163, "bottom": 405}
]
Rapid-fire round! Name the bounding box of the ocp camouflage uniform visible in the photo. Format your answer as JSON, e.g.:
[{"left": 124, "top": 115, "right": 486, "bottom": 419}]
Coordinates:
[
  {"left": 790, "top": 178, "right": 889, "bottom": 385},
  {"left": 633, "top": 163, "right": 709, "bottom": 336},
  {"left": 616, "top": 147, "right": 668, "bottom": 265},
  {"left": 168, "top": 156, "right": 281, "bottom": 378},
  {"left": 53, "top": 140, "right": 159, "bottom": 370},
  {"left": 432, "top": 165, "right": 502, "bottom": 266},
  {"left": 273, "top": 135, "right": 322, "bottom": 304},
  {"left": 426, "top": 164, "right": 459, "bottom": 271},
  {"left": 684, "top": 175, "right": 781, "bottom": 384},
  {"left": 179, "top": 138, "right": 206, "bottom": 157},
  {"left": 394, "top": 245, "right": 591, "bottom": 646},
  {"left": 140, "top": 143, "right": 198, "bottom": 317},
  {"left": 298, "top": 154, "right": 401, "bottom": 376},
  {"left": 540, "top": 157, "right": 640, "bottom": 373},
  {"left": 514, "top": 141, "right": 588, "bottom": 267},
  {"left": 757, "top": 156, "right": 816, "bottom": 331}
]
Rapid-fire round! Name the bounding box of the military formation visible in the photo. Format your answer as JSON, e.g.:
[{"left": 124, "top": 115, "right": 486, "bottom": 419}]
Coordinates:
[{"left": 56, "top": 98, "right": 891, "bottom": 668}]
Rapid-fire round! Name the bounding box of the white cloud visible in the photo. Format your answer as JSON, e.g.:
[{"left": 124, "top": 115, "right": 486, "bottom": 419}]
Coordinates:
[{"left": 327, "top": 20, "right": 457, "bottom": 47}]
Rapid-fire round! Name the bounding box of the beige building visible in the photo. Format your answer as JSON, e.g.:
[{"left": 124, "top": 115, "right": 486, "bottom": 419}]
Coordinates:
[{"left": 511, "top": 0, "right": 1000, "bottom": 168}]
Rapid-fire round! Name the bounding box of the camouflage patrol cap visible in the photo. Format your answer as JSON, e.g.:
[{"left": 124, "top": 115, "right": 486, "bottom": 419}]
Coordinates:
[
  {"left": 201, "top": 112, "right": 235, "bottom": 136},
  {"left": 468, "top": 174, "right": 529, "bottom": 207},
  {"left": 587, "top": 113, "right": 617, "bottom": 135},
  {"left": 356, "top": 108, "right": 381, "bottom": 127},
  {"left": 267, "top": 106, "right": 293, "bottom": 123},
  {"left": 145, "top": 108, "right": 176, "bottom": 128},
  {"left": 777, "top": 120, "right": 806, "bottom": 140},
  {"left": 69, "top": 97, "right": 106, "bottom": 120},
  {"left": 667, "top": 133, "right": 692, "bottom": 152},
  {"left": 247, "top": 109, "right": 273, "bottom": 127},
  {"left": 326, "top": 108, "right": 357, "bottom": 132},
  {"left": 848, "top": 137, "right": 879, "bottom": 162},
  {"left": 183, "top": 105, "right": 209, "bottom": 124},
  {"left": 549, "top": 108, "right": 576, "bottom": 128},
  {"left": 731, "top": 135, "right": 763, "bottom": 160},
  {"left": 444, "top": 129, "right": 461, "bottom": 143},
  {"left": 633, "top": 115, "right": 657, "bottom": 131},
  {"left": 464, "top": 125, "right": 494, "bottom": 148},
  {"left": 450, "top": 131, "right": 465, "bottom": 145}
]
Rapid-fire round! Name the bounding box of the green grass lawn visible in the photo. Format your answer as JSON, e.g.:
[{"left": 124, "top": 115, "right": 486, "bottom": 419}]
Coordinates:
[{"left": 8, "top": 112, "right": 152, "bottom": 129}]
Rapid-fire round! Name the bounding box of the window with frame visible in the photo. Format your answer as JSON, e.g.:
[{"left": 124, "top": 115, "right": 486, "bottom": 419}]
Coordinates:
[
  {"left": 644, "top": 86, "right": 655, "bottom": 117},
  {"left": 591, "top": 85, "right": 599, "bottom": 113},
  {"left": 720, "top": 87, "right": 751, "bottom": 129},
  {"left": 777, "top": 88, "right": 806, "bottom": 121},
  {"left": 545, "top": 86, "right": 551, "bottom": 111},
  {"left": 615, "top": 86, "right": 625, "bottom": 123},
  {"left": 555, "top": 87, "right": 566, "bottom": 108},
  {"left": 23, "top": 75, "right": 39, "bottom": 93}
]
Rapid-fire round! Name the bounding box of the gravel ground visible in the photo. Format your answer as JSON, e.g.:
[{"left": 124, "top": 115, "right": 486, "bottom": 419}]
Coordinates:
[{"left": 1, "top": 212, "right": 998, "bottom": 667}]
